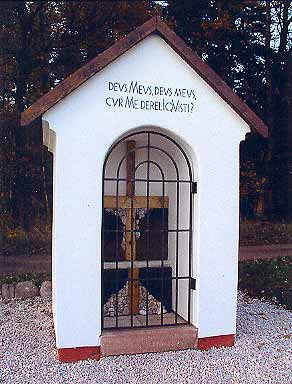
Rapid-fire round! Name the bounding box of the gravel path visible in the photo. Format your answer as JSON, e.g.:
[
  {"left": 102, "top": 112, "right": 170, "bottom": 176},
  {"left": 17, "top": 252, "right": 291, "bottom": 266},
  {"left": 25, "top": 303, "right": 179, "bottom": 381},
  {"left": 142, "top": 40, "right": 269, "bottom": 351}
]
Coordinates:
[{"left": 1, "top": 293, "right": 292, "bottom": 384}]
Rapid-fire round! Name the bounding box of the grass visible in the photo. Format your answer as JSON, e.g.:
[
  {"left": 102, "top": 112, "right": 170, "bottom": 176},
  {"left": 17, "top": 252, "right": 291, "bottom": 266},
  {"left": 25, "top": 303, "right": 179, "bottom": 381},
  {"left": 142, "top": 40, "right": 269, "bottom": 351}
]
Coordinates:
[
  {"left": 238, "top": 257, "right": 292, "bottom": 310},
  {"left": 0, "top": 272, "right": 52, "bottom": 288},
  {"left": 240, "top": 220, "right": 292, "bottom": 246},
  {"left": 1, "top": 224, "right": 51, "bottom": 257}
]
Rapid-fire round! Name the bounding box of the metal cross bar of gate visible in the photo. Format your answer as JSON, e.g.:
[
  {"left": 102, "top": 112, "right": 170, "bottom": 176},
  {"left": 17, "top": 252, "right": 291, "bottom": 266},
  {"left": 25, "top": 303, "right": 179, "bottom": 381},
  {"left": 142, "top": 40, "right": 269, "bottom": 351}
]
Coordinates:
[{"left": 103, "top": 140, "right": 169, "bottom": 316}]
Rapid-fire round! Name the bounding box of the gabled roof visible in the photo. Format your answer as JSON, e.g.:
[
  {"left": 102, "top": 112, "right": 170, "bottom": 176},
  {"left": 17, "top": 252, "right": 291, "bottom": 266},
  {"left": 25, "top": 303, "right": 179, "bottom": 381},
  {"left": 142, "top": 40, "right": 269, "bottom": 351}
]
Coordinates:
[{"left": 20, "top": 16, "right": 268, "bottom": 137}]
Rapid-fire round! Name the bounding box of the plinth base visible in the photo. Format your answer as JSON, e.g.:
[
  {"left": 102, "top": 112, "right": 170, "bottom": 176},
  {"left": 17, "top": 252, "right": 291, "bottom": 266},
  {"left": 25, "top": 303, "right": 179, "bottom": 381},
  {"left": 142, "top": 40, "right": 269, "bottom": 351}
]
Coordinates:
[
  {"left": 57, "top": 346, "right": 101, "bottom": 363},
  {"left": 197, "top": 334, "right": 235, "bottom": 350}
]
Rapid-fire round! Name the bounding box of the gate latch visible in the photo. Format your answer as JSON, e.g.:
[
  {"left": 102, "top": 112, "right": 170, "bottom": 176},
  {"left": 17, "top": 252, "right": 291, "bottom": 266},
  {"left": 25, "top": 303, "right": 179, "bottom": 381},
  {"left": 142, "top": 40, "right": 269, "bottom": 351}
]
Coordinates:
[
  {"left": 190, "top": 277, "right": 196, "bottom": 290},
  {"left": 191, "top": 182, "right": 197, "bottom": 194}
]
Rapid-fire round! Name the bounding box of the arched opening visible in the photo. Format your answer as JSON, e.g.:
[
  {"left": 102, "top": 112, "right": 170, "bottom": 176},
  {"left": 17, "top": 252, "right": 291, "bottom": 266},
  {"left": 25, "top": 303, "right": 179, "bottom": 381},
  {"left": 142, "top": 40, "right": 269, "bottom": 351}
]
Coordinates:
[{"left": 101, "top": 129, "right": 195, "bottom": 329}]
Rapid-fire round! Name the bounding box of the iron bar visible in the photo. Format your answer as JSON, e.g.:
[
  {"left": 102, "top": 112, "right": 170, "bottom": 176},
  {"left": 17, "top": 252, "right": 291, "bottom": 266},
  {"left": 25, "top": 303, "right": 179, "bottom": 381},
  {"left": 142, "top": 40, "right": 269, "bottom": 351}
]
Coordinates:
[
  {"left": 103, "top": 228, "right": 191, "bottom": 233},
  {"left": 161, "top": 174, "right": 165, "bottom": 325},
  {"left": 104, "top": 177, "right": 192, "bottom": 183},
  {"left": 103, "top": 130, "right": 193, "bottom": 181},
  {"left": 106, "top": 276, "right": 190, "bottom": 282},
  {"left": 101, "top": 176, "right": 105, "bottom": 331},
  {"left": 188, "top": 182, "right": 193, "bottom": 324},
  {"left": 115, "top": 177, "right": 120, "bottom": 328},
  {"left": 175, "top": 179, "right": 180, "bottom": 325},
  {"left": 130, "top": 194, "right": 134, "bottom": 327},
  {"left": 116, "top": 145, "right": 179, "bottom": 181},
  {"left": 146, "top": 132, "right": 150, "bottom": 326},
  {"left": 101, "top": 130, "right": 194, "bottom": 331}
]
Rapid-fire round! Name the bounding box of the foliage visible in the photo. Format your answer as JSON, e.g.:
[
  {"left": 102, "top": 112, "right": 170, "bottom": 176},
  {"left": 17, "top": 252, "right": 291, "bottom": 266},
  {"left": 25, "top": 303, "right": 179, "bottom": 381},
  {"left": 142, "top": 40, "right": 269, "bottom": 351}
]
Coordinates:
[
  {"left": 0, "top": 272, "right": 52, "bottom": 287},
  {"left": 165, "top": 0, "right": 292, "bottom": 219},
  {"left": 2, "top": 223, "right": 51, "bottom": 256},
  {"left": 239, "top": 257, "right": 292, "bottom": 309},
  {"left": 240, "top": 219, "right": 292, "bottom": 245},
  {"left": 165, "top": 1, "right": 267, "bottom": 115},
  {"left": 0, "top": 1, "right": 159, "bottom": 233}
]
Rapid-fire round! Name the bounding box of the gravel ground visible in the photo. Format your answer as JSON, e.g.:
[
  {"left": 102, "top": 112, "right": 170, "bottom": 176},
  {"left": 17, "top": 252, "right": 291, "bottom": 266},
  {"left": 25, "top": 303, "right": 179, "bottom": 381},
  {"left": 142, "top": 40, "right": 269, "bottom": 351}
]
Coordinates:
[{"left": 1, "top": 292, "right": 292, "bottom": 384}]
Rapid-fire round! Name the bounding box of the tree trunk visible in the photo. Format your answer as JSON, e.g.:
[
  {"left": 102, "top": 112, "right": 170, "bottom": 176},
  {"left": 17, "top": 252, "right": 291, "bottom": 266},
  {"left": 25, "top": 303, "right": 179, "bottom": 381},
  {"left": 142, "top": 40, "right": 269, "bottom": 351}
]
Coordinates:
[
  {"left": 12, "top": 3, "right": 33, "bottom": 230},
  {"left": 265, "top": 0, "right": 273, "bottom": 218},
  {"left": 271, "top": 0, "right": 291, "bottom": 218}
]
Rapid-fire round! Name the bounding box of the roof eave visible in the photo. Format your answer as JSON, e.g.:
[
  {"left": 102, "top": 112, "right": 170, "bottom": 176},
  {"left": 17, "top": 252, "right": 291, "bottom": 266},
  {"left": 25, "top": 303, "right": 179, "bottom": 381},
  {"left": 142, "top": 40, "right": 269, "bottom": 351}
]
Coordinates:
[
  {"left": 20, "top": 16, "right": 268, "bottom": 138},
  {"left": 20, "top": 16, "right": 160, "bottom": 126}
]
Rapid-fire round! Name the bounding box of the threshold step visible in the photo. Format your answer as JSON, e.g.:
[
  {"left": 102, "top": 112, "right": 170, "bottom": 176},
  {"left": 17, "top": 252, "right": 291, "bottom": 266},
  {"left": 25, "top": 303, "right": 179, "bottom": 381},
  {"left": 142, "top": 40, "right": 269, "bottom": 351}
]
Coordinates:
[{"left": 101, "top": 325, "right": 198, "bottom": 356}]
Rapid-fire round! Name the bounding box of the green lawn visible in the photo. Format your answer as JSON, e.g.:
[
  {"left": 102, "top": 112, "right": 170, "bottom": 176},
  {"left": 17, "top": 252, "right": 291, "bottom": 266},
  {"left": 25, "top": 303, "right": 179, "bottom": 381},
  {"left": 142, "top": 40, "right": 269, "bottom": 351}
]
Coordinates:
[
  {"left": 238, "top": 257, "right": 292, "bottom": 309},
  {"left": 240, "top": 220, "right": 292, "bottom": 246}
]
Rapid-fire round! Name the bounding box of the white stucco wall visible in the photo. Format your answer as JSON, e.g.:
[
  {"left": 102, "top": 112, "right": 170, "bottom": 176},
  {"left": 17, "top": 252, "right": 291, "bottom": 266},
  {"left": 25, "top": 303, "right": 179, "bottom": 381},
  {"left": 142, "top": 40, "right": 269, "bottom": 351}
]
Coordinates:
[{"left": 43, "top": 34, "right": 249, "bottom": 348}]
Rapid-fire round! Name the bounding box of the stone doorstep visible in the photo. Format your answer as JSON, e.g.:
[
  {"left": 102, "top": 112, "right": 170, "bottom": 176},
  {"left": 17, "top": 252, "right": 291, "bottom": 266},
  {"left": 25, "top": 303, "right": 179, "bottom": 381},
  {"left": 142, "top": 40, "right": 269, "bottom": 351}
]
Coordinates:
[{"left": 101, "top": 325, "right": 198, "bottom": 356}]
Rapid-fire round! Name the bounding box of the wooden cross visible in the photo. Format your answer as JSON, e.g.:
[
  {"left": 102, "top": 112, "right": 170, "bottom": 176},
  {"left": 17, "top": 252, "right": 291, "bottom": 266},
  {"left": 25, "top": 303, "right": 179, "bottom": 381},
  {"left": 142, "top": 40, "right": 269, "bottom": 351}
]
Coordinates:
[{"left": 104, "top": 140, "right": 168, "bottom": 314}]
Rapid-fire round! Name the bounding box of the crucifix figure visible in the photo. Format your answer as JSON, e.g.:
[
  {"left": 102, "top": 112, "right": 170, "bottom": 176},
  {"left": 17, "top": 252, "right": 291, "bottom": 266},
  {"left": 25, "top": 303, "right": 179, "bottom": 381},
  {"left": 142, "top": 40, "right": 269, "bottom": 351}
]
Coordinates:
[{"left": 104, "top": 140, "right": 168, "bottom": 315}]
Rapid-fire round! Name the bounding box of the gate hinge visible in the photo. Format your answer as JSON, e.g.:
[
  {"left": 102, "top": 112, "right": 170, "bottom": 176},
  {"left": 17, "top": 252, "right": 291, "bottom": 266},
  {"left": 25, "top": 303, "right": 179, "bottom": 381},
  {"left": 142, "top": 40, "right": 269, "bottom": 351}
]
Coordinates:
[
  {"left": 190, "top": 277, "right": 196, "bottom": 290},
  {"left": 191, "top": 182, "right": 197, "bottom": 194}
]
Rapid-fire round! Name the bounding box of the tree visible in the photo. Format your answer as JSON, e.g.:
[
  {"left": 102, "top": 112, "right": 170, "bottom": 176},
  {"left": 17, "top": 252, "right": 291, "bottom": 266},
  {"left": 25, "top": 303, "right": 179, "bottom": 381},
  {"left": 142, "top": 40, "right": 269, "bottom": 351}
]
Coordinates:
[
  {"left": 269, "top": 0, "right": 292, "bottom": 218},
  {"left": 0, "top": 1, "right": 159, "bottom": 232},
  {"left": 165, "top": 0, "right": 292, "bottom": 219}
]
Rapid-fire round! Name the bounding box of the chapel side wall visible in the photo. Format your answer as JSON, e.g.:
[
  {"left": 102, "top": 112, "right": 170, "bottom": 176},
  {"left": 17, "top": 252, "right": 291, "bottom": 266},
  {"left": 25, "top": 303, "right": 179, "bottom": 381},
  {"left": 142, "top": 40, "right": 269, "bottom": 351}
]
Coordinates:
[
  {"left": 196, "top": 141, "right": 241, "bottom": 338},
  {"left": 47, "top": 128, "right": 102, "bottom": 349}
]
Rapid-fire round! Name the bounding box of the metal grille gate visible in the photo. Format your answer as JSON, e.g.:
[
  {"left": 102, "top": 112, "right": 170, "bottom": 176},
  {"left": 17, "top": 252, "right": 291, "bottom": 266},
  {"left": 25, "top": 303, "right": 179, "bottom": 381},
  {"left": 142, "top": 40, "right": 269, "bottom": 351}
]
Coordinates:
[{"left": 101, "top": 131, "right": 194, "bottom": 329}]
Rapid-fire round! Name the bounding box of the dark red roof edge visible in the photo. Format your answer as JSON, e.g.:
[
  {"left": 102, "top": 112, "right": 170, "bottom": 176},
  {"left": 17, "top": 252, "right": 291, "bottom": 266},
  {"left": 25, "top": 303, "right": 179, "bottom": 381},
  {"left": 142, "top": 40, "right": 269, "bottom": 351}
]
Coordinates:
[{"left": 20, "top": 16, "right": 268, "bottom": 138}]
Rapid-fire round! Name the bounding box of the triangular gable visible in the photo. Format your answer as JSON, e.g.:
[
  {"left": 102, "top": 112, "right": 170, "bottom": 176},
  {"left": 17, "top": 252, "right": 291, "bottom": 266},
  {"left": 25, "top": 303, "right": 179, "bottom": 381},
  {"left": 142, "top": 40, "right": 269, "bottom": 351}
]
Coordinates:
[{"left": 20, "top": 16, "right": 268, "bottom": 138}]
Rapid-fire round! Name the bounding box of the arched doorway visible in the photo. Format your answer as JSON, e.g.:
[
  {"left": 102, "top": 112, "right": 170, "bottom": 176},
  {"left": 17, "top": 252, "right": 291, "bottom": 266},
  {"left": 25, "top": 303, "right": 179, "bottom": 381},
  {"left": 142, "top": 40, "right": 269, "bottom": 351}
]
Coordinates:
[{"left": 101, "top": 130, "right": 195, "bottom": 329}]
